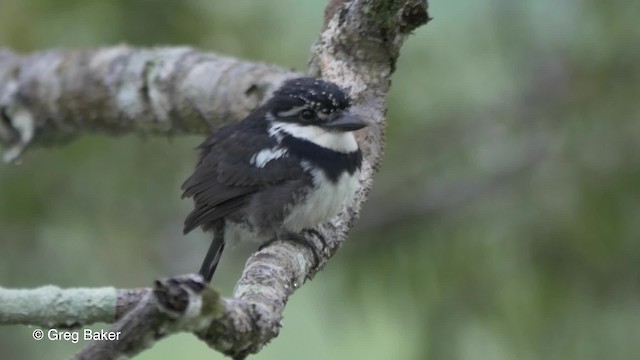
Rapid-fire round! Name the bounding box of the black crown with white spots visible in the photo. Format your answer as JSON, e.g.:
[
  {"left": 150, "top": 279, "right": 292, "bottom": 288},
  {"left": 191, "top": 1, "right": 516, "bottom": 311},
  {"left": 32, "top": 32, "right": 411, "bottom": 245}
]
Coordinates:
[
  {"left": 267, "top": 78, "right": 352, "bottom": 125},
  {"left": 273, "top": 78, "right": 351, "bottom": 109}
]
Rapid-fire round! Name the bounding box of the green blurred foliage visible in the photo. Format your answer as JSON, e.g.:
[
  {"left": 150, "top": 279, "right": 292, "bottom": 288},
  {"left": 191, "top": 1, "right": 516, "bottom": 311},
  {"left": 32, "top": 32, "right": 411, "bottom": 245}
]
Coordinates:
[{"left": 1, "top": 0, "right": 639, "bottom": 359}]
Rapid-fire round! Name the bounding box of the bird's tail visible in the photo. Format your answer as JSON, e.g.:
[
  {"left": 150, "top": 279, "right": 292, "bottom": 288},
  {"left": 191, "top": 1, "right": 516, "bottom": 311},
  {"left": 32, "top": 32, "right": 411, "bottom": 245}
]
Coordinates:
[{"left": 198, "top": 226, "right": 225, "bottom": 282}]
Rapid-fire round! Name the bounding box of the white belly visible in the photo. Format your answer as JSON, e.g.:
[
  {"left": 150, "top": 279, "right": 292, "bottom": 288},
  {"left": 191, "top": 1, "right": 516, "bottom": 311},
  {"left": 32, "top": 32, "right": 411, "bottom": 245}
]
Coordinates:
[{"left": 284, "top": 169, "right": 359, "bottom": 232}]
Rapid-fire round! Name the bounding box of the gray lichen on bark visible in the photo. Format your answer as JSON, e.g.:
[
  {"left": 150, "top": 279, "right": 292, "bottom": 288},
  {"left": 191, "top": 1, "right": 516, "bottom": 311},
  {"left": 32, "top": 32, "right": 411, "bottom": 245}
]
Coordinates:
[
  {"left": 0, "top": 285, "right": 116, "bottom": 328},
  {"left": 0, "top": 47, "right": 299, "bottom": 161}
]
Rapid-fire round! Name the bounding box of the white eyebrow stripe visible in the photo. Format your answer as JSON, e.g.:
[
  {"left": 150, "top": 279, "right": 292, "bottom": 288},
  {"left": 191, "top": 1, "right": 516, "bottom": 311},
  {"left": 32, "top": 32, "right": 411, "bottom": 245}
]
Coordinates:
[{"left": 276, "top": 105, "right": 308, "bottom": 117}]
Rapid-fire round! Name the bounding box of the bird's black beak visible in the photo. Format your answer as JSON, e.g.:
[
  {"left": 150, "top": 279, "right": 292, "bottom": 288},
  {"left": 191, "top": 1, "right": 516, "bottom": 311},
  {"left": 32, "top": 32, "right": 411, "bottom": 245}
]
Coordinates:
[{"left": 322, "top": 112, "right": 367, "bottom": 132}]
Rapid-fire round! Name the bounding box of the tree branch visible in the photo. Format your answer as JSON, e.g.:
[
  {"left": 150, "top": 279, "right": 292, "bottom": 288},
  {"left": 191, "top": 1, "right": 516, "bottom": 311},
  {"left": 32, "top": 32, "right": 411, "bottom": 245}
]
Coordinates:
[
  {"left": 0, "top": 0, "right": 430, "bottom": 358},
  {"left": 0, "top": 285, "right": 117, "bottom": 328},
  {"left": 0, "top": 286, "right": 151, "bottom": 328},
  {"left": 0, "top": 47, "right": 299, "bottom": 162},
  {"left": 73, "top": 275, "right": 222, "bottom": 360}
]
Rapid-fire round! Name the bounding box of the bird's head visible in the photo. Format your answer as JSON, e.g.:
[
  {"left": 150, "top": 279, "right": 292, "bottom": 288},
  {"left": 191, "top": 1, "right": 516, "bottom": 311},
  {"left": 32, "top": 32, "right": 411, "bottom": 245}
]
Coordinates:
[{"left": 265, "top": 77, "right": 367, "bottom": 133}]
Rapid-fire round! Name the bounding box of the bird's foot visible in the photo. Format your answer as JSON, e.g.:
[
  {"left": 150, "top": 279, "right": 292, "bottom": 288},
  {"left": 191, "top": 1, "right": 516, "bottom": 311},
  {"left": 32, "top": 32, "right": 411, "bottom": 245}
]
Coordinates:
[{"left": 301, "top": 228, "right": 328, "bottom": 254}]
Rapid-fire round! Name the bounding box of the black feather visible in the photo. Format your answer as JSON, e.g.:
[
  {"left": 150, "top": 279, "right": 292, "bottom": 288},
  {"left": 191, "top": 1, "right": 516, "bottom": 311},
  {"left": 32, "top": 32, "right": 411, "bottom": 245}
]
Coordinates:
[
  {"left": 182, "top": 108, "right": 305, "bottom": 234},
  {"left": 198, "top": 222, "right": 225, "bottom": 282},
  {"left": 183, "top": 77, "right": 363, "bottom": 283},
  {"left": 281, "top": 134, "right": 362, "bottom": 183}
]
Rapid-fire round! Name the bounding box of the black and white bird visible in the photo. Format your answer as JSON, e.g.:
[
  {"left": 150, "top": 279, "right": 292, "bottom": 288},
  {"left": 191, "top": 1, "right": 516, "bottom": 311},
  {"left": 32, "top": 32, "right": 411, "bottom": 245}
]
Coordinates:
[{"left": 182, "top": 77, "right": 366, "bottom": 282}]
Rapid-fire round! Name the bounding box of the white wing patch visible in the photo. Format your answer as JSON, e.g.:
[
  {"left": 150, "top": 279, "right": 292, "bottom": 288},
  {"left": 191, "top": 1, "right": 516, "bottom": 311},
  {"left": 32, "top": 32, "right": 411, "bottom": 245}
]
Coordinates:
[{"left": 250, "top": 147, "right": 288, "bottom": 168}]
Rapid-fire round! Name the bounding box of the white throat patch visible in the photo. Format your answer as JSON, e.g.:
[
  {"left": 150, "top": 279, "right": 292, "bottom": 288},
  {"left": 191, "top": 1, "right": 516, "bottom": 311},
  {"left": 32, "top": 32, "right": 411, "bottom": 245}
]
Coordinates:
[{"left": 269, "top": 122, "right": 358, "bottom": 153}]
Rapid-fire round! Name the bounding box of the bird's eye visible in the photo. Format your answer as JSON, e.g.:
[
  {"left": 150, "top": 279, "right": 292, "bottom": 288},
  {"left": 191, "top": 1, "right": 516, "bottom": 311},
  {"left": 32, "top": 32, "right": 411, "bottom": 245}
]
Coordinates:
[{"left": 300, "top": 109, "right": 315, "bottom": 120}]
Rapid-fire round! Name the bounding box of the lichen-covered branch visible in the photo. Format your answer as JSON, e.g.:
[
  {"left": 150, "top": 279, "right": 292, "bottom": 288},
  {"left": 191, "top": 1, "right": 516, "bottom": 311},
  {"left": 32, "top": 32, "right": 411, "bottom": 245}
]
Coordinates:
[
  {"left": 74, "top": 275, "right": 222, "bottom": 360},
  {"left": 0, "top": 286, "right": 151, "bottom": 328},
  {"left": 0, "top": 47, "right": 299, "bottom": 162},
  {"left": 0, "top": 285, "right": 116, "bottom": 327},
  {"left": 0, "top": 240, "right": 317, "bottom": 359},
  {"left": 0, "top": 0, "right": 430, "bottom": 358}
]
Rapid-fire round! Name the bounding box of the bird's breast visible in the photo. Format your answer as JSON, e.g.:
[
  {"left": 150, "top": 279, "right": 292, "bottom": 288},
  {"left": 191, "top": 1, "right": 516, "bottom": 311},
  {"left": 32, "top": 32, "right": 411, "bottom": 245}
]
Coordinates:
[{"left": 283, "top": 169, "right": 359, "bottom": 232}]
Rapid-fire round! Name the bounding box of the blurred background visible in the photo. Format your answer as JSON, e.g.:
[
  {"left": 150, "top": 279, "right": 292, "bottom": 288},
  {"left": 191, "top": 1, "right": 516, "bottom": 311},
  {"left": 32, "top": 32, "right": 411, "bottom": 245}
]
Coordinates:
[{"left": 1, "top": 0, "right": 639, "bottom": 359}]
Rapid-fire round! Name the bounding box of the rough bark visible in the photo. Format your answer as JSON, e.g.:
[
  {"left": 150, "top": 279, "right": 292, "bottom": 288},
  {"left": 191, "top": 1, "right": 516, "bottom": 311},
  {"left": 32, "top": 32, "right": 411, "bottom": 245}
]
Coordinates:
[
  {"left": 0, "top": 285, "right": 117, "bottom": 328},
  {"left": 72, "top": 275, "right": 222, "bottom": 360},
  {"left": 0, "top": 0, "right": 430, "bottom": 358},
  {"left": 0, "top": 47, "right": 298, "bottom": 162}
]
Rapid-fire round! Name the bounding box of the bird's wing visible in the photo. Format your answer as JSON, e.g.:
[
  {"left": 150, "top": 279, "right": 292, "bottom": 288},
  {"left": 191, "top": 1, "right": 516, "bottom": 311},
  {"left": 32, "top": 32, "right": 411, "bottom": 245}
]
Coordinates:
[{"left": 182, "top": 120, "right": 304, "bottom": 234}]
